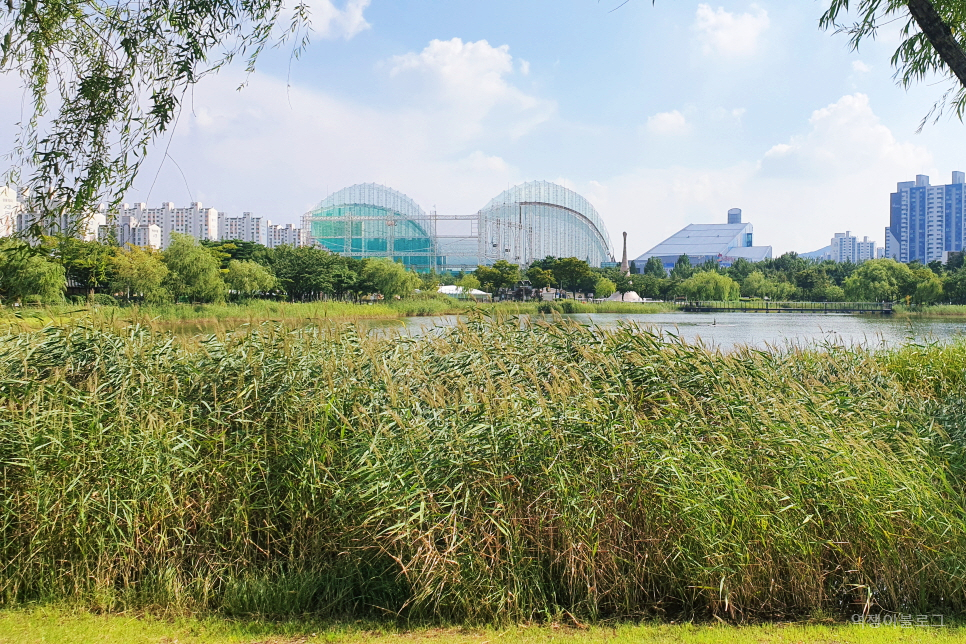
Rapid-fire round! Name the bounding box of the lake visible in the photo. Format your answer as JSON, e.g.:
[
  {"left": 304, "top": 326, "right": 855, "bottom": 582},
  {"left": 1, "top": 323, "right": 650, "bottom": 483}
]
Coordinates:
[{"left": 367, "top": 312, "right": 966, "bottom": 350}]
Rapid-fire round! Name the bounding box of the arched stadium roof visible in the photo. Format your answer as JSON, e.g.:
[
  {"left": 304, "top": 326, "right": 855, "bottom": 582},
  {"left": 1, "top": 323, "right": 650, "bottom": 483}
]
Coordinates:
[
  {"left": 483, "top": 180, "right": 614, "bottom": 258},
  {"left": 311, "top": 183, "right": 428, "bottom": 221}
]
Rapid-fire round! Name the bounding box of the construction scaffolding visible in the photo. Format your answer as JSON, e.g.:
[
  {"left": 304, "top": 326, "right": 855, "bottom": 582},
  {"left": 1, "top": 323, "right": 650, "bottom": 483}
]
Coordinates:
[{"left": 302, "top": 181, "right": 615, "bottom": 272}]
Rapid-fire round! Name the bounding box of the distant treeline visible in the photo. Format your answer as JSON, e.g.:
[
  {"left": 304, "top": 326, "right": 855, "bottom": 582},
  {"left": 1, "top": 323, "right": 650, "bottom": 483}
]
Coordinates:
[
  {"left": 2, "top": 233, "right": 965, "bottom": 305},
  {"left": 0, "top": 235, "right": 436, "bottom": 305},
  {"left": 623, "top": 252, "right": 966, "bottom": 304}
]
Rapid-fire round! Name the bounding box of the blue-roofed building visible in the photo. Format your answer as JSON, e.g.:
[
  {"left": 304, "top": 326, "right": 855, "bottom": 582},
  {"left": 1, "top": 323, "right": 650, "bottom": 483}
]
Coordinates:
[{"left": 632, "top": 208, "right": 772, "bottom": 272}]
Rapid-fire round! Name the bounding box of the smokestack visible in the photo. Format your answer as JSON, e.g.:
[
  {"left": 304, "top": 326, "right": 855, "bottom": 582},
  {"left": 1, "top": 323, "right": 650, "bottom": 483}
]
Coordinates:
[{"left": 620, "top": 231, "right": 629, "bottom": 275}]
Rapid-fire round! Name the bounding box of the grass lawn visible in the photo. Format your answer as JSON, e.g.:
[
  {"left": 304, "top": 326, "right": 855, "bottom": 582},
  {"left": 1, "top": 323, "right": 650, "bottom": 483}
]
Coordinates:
[{"left": 0, "top": 610, "right": 962, "bottom": 644}]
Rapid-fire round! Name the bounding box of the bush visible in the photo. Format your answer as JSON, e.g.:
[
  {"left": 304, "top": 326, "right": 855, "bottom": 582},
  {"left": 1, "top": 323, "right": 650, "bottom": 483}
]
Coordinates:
[
  {"left": 91, "top": 294, "right": 119, "bottom": 307},
  {"left": 537, "top": 301, "right": 561, "bottom": 314}
]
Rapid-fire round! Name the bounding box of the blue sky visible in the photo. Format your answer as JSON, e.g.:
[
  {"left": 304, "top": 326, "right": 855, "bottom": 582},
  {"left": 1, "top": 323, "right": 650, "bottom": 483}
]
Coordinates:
[{"left": 9, "top": 1, "right": 965, "bottom": 257}]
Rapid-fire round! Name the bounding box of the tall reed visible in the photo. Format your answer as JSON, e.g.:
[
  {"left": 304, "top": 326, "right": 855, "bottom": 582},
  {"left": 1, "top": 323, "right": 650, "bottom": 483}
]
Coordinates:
[{"left": 0, "top": 316, "right": 964, "bottom": 621}]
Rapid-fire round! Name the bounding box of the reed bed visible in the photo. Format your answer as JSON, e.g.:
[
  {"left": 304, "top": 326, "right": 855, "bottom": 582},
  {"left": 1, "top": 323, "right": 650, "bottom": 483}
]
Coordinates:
[
  {"left": 1, "top": 316, "right": 964, "bottom": 622},
  {"left": 0, "top": 300, "right": 677, "bottom": 334},
  {"left": 893, "top": 304, "right": 966, "bottom": 319}
]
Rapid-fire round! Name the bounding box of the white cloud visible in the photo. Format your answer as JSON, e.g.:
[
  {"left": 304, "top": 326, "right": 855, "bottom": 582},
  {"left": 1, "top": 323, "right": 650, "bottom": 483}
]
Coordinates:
[
  {"left": 759, "top": 94, "right": 930, "bottom": 179},
  {"left": 586, "top": 94, "right": 933, "bottom": 258},
  {"left": 852, "top": 60, "right": 871, "bottom": 73},
  {"left": 693, "top": 4, "right": 770, "bottom": 57},
  {"left": 312, "top": 0, "right": 371, "bottom": 39},
  {"left": 457, "top": 151, "right": 510, "bottom": 173},
  {"left": 388, "top": 38, "right": 553, "bottom": 140},
  {"left": 711, "top": 106, "right": 746, "bottom": 121},
  {"left": 646, "top": 110, "right": 690, "bottom": 135},
  {"left": 519, "top": 59, "right": 531, "bottom": 75},
  {"left": 131, "top": 60, "right": 528, "bottom": 221}
]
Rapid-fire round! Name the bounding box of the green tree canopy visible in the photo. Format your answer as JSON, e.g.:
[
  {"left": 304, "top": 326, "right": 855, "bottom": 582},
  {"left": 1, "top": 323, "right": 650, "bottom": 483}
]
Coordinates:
[
  {"left": 226, "top": 260, "right": 276, "bottom": 300},
  {"left": 110, "top": 245, "right": 169, "bottom": 304},
  {"left": 261, "top": 245, "right": 337, "bottom": 301},
  {"left": 642, "top": 256, "right": 667, "bottom": 278},
  {"left": 362, "top": 258, "right": 419, "bottom": 299},
  {"left": 594, "top": 276, "right": 616, "bottom": 298},
  {"left": 525, "top": 266, "right": 554, "bottom": 290},
  {"left": 843, "top": 259, "right": 915, "bottom": 302},
  {"left": 670, "top": 255, "right": 694, "bottom": 280},
  {"left": 910, "top": 265, "right": 944, "bottom": 304},
  {"left": 943, "top": 268, "right": 966, "bottom": 303},
  {"left": 677, "top": 271, "right": 740, "bottom": 301},
  {"left": 552, "top": 257, "right": 595, "bottom": 297},
  {"left": 475, "top": 260, "right": 520, "bottom": 293},
  {"left": 163, "top": 234, "right": 227, "bottom": 303},
  {"left": 55, "top": 237, "right": 113, "bottom": 296},
  {"left": 0, "top": 241, "right": 66, "bottom": 304}
]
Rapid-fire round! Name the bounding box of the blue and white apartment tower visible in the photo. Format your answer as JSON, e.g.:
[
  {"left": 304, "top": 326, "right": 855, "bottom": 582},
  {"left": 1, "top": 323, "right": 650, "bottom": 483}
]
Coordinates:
[{"left": 886, "top": 172, "right": 966, "bottom": 264}]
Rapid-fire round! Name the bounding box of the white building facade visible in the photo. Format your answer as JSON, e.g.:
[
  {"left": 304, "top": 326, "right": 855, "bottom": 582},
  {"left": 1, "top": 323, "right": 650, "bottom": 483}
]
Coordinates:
[
  {"left": 219, "top": 211, "right": 269, "bottom": 245},
  {"left": 268, "top": 223, "right": 309, "bottom": 248},
  {"left": 120, "top": 202, "right": 219, "bottom": 249},
  {"left": 0, "top": 186, "right": 20, "bottom": 237},
  {"left": 830, "top": 231, "right": 876, "bottom": 264},
  {"left": 15, "top": 204, "right": 106, "bottom": 241}
]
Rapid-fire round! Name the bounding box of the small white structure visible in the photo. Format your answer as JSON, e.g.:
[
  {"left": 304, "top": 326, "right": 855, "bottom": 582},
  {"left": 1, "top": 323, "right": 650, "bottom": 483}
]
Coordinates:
[
  {"left": 604, "top": 290, "right": 644, "bottom": 303},
  {"left": 438, "top": 285, "right": 491, "bottom": 301}
]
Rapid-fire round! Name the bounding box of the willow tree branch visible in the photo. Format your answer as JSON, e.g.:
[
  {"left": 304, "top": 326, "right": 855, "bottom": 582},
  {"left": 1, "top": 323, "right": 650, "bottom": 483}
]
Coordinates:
[{"left": 906, "top": 0, "right": 966, "bottom": 88}]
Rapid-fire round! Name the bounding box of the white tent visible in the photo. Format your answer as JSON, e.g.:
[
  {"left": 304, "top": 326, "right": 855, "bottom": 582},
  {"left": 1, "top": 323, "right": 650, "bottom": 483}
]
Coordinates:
[
  {"left": 604, "top": 290, "right": 644, "bottom": 302},
  {"left": 438, "top": 285, "right": 492, "bottom": 300}
]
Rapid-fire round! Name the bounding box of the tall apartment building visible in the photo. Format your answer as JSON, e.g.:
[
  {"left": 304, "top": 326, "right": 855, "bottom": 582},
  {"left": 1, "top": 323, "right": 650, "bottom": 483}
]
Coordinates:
[
  {"left": 267, "top": 223, "right": 309, "bottom": 248},
  {"left": 886, "top": 172, "right": 966, "bottom": 263},
  {"left": 15, "top": 203, "right": 106, "bottom": 241},
  {"left": 0, "top": 186, "right": 20, "bottom": 237},
  {"left": 830, "top": 231, "right": 876, "bottom": 263},
  {"left": 219, "top": 211, "right": 268, "bottom": 245},
  {"left": 120, "top": 202, "right": 219, "bottom": 249},
  {"left": 111, "top": 215, "right": 162, "bottom": 249}
]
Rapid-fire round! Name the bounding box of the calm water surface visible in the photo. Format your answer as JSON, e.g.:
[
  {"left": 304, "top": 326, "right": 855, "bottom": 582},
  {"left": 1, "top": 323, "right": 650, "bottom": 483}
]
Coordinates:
[{"left": 368, "top": 312, "right": 966, "bottom": 351}]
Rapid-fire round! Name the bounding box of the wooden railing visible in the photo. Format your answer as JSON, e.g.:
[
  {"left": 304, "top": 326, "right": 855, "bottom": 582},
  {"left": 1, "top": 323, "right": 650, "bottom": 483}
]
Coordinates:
[{"left": 682, "top": 301, "right": 894, "bottom": 314}]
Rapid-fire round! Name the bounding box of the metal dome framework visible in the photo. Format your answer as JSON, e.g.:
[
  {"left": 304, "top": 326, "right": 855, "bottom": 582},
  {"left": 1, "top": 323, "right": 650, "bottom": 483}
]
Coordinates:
[
  {"left": 302, "top": 183, "right": 439, "bottom": 270},
  {"left": 302, "top": 181, "right": 615, "bottom": 272},
  {"left": 475, "top": 181, "right": 614, "bottom": 268}
]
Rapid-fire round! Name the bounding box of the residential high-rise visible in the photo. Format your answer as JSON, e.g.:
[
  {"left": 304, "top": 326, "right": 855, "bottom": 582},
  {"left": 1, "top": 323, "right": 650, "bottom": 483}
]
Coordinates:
[
  {"left": 121, "top": 202, "right": 219, "bottom": 249},
  {"left": 268, "top": 223, "right": 309, "bottom": 248},
  {"left": 830, "top": 231, "right": 876, "bottom": 264},
  {"left": 15, "top": 202, "right": 106, "bottom": 241},
  {"left": 111, "top": 215, "right": 162, "bottom": 249},
  {"left": 0, "top": 186, "right": 20, "bottom": 237},
  {"left": 219, "top": 211, "right": 268, "bottom": 245},
  {"left": 886, "top": 172, "right": 966, "bottom": 263}
]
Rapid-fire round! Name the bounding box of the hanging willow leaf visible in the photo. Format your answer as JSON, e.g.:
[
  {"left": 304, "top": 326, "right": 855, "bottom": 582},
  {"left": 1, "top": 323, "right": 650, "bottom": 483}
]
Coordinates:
[
  {"left": 0, "top": 0, "right": 312, "bottom": 234},
  {"left": 820, "top": 0, "right": 966, "bottom": 129}
]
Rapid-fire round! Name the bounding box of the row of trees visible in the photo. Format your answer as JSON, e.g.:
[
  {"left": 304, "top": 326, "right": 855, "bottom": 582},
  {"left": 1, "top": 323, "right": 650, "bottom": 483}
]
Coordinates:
[
  {"left": 459, "top": 258, "right": 617, "bottom": 300},
  {"left": 455, "top": 251, "right": 966, "bottom": 305},
  {"left": 628, "top": 252, "right": 966, "bottom": 304},
  {"left": 6, "top": 233, "right": 966, "bottom": 306},
  {"left": 0, "top": 235, "right": 427, "bottom": 305}
]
